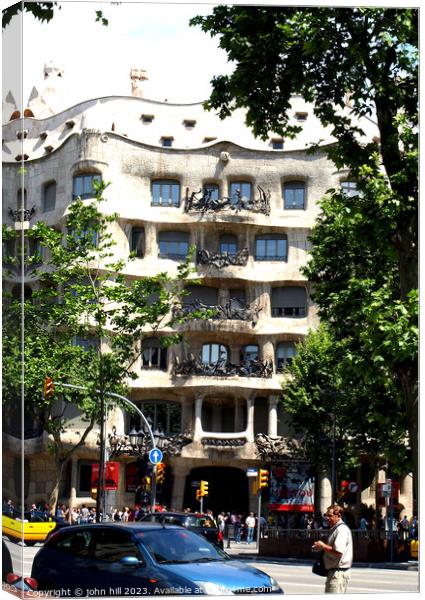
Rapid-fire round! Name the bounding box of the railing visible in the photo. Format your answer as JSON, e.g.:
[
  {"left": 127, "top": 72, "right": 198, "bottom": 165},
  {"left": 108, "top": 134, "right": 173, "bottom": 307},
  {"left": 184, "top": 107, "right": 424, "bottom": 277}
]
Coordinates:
[
  {"left": 197, "top": 248, "right": 249, "bottom": 268},
  {"left": 185, "top": 186, "right": 271, "bottom": 215},
  {"left": 173, "top": 299, "right": 261, "bottom": 325},
  {"left": 173, "top": 356, "right": 273, "bottom": 378}
]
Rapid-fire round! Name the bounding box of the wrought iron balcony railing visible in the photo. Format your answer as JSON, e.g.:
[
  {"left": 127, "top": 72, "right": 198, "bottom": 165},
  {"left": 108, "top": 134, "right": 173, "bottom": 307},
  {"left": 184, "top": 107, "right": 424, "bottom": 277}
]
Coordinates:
[
  {"left": 173, "top": 355, "right": 273, "bottom": 378},
  {"left": 197, "top": 247, "right": 249, "bottom": 268},
  {"left": 173, "top": 298, "right": 261, "bottom": 326},
  {"left": 185, "top": 186, "right": 271, "bottom": 216}
]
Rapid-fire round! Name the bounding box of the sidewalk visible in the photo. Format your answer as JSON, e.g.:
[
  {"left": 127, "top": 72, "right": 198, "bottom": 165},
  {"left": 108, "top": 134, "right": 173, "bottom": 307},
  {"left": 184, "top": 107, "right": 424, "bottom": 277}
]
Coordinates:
[{"left": 224, "top": 540, "right": 419, "bottom": 571}]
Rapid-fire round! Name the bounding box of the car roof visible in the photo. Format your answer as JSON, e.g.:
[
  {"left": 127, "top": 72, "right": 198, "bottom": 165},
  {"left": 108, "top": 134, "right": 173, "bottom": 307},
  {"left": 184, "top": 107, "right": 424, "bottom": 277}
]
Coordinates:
[
  {"left": 148, "top": 512, "right": 211, "bottom": 518},
  {"left": 54, "top": 522, "right": 184, "bottom": 534}
]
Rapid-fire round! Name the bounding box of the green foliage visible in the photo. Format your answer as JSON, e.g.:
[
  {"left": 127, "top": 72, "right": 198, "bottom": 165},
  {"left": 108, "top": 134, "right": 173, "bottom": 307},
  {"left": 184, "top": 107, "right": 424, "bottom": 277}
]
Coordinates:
[
  {"left": 2, "top": 182, "right": 195, "bottom": 469},
  {"left": 192, "top": 6, "right": 418, "bottom": 478},
  {"left": 2, "top": 2, "right": 108, "bottom": 28}
]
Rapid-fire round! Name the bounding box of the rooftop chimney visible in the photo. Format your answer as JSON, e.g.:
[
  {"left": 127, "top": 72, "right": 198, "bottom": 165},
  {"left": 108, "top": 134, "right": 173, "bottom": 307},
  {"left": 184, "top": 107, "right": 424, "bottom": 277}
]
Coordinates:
[{"left": 130, "top": 68, "right": 148, "bottom": 98}]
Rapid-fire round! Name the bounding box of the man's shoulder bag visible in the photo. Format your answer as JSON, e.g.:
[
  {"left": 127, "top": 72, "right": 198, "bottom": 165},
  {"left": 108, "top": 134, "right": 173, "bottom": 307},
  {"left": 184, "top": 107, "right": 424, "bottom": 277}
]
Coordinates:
[{"left": 312, "top": 552, "right": 328, "bottom": 577}]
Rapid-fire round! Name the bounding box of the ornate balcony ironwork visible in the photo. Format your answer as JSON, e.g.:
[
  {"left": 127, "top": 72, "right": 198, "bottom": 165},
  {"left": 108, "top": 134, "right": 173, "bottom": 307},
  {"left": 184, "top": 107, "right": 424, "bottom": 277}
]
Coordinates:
[
  {"left": 8, "top": 205, "right": 36, "bottom": 222},
  {"left": 173, "top": 298, "right": 262, "bottom": 326},
  {"left": 255, "top": 432, "right": 299, "bottom": 461},
  {"left": 196, "top": 247, "right": 249, "bottom": 268},
  {"left": 201, "top": 438, "right": 247, "bottom": 447},
  {"left": 107, "top": 426, "right": 192, "bottom": 458},
  {"left": 185, "top": 186, "right": 271, "bottom": 215},
  {"left": 173, "top": 355, "right": 273, "bottom": 379}
]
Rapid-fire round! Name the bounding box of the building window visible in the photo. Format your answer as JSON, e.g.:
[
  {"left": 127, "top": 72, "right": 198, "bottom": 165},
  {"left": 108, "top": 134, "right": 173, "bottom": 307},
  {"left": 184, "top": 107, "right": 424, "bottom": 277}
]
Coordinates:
[
  {"left": 220, "top": 234, "right": 238, "bottom": 255},
  {"left": 229, "top": 181, "right": 252, "bottom": 206},
  {"left": 271, "top": 138, "right": 284, "bottom": 150},
  {"left": 276, "top": 342, "right": 297, "bottom": 371},
  {"left": 141, "top": 114, "right": 154, "bottom": 123},
  {"left": 201, "top": 343, "right": 229, "bottom": 366},
  {"left": 151, "top": 180, "right": 180, "bottom": 207},
  {"left": 77, "top": 460, "right": 96, "bottom": 494},
  {"left": 141, "top": 338, "right": 167, "bottom": 370},
  {"left": 295, "top": 112, "right": 308, "bottom": 121},
  {"left": 271, "top": 286, "right": 307, "bottom": 317},
  {"left": 183, "top": 285, "right": 218, "bottom": 306},
  {"left": 183, "top": 119, "right": 196, "bottom": 129},
  {"left": 203, "top": 183, "right": 220, "bottom": 201},
  {"left": 17, "top": 188, "right": 27, "bottom": 210},
  {"left": 67, "top": 224, "right": 98, "bottom": 248},
  {"left": 283, "top": 181, "right": 305, "bottom": 210},
  {"left": 42, "top": 181, "right": 56, "bottom": 212},
  {"left": 73, "top": 337, "right": 99, "bottom": 351},
  {"left": 240, "top": 344, "right": 259, "bottom": 363},
  {"left": 341, "top": 180, "right": 358, "bottom": 197},
  {"left": 73, "top": 173, "right": 101, "bottom": 200},
  {"left": 255, "top": 234, "right": 288, "bottom": 261},
  {"left": 158, "top": 231, "right": 189, "bottom": 260},
  {"left": 130, "top": 227, "right": 144, "bottom": 258},
  {"left": 203, "top": 137, "right": 217, "bottom": 143},
  {"left": 161, "top": 136, "right": 174, "bottom": 147},
  {"left": 129, "top": 401, "right": 181, "bottom": 435}
]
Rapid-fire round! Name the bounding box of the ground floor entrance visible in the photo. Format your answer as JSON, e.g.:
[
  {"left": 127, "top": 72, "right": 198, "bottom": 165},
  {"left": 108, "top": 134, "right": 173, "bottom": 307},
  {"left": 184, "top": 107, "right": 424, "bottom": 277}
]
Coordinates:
[{"left": 183, "top": 466, "right": 249, "bottom": 515}]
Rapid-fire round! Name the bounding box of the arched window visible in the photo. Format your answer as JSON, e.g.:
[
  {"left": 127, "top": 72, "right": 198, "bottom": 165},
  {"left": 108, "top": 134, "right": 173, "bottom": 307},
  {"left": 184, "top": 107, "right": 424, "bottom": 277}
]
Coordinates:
[
  {"left": 255, "top": 234, "right": 288, "bottom": 261},
  {"left": 283, "top": 181, "right": 305, "bottom": 210},
  {"left": 151, "top": 180, "right": 180, "bottom": 207},
  {"left": 73, "top": 173, "right": 101, "bottom": 200},
  {"left": 276, "top": 342, "right": 297, "bottom": 371},
  {"left": 220, "top": 234, "right": 238, "bottom": 255},
  {"left": 201, "top": 343, "right": 229, "bottom": 366},
  {"left": 43, "top": 181, "right": 56, "bottom": 212},
  {"left": 128, "top": 401, "right": 182, "bottom": 435},
  {"left": 240, "top": 344, "right": 259, "bottom": 363},
  {"left": 271, "top": 287, "right": 307, "bottom": 317},
  {"left": 158, "top": 231, "right": 189, "bottom": 260},
  {"left": 141, "top": 338, "right": 167, "bottom": 370},
  {"left": 229, "top": 181, "right": 252, "bottom": 206}
]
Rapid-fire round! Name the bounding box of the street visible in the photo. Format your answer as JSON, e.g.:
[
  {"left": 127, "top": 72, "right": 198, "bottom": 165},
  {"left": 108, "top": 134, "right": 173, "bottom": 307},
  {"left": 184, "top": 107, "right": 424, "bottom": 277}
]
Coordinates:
[{"left": 3, "top": 538, "right": 419, "bottom": 595}]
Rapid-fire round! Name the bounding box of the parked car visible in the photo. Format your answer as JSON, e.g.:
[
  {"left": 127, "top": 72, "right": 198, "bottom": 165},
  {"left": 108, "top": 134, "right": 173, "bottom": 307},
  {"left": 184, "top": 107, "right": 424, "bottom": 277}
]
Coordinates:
[
  {"left": 31, "top": 523, "right": 283, "bottom": 595},
  {"left": 2, "top": 541, "right": 38, "bottom": 592},
  {"left": 2, "top": 506, "right": 69, "bottom": 545},
  {"left": 141, "top": 512, "right": 224, "bottom": 549}
]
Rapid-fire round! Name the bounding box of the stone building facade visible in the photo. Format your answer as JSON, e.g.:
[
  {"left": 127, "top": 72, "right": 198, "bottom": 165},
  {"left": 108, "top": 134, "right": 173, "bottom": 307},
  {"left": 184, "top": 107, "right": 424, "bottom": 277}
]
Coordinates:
[{"left": 2, "top": 66, "right": 413, "bottom": 518}]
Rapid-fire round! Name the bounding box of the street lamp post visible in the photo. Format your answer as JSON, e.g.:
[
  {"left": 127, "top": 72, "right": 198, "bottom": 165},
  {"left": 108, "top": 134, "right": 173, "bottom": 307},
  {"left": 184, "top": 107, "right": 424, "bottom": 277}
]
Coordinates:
[{"left": 331, "top": 411, "right": 337, "bottom": 504}]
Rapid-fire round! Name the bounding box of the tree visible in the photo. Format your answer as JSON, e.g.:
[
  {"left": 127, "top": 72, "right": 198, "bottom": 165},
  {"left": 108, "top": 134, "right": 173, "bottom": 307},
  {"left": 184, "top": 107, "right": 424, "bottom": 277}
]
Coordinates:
[
  {"left": 2, "top": 2, "right": 108, "bottom": 28},
  {"left": 2, "top": 181, "right": 194, "bottom": 515},
  {"left": 191, "top": 6, "right": 418, "bottom": 493}
]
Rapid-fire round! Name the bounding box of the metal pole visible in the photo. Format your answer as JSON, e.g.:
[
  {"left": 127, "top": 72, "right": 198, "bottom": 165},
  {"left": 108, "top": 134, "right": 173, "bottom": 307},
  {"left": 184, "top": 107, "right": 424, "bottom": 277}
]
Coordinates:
[
  {"left": 331, "top": 412, "right": 336, "bottom": 504},
  {"left": 256, "top": 491, "right": 262, "bottom": 549},
  {"left": 151, "top": 464, "right": 157, "bottom": 512},
  {"left": 389, "top": 479, "right": 394, "bottom": 562},
  {"left": 96, "top": 391, "right": 106, "bottom": 522},
  {"left": 200, "top": 496, "right": 204, "bottom": 513}
]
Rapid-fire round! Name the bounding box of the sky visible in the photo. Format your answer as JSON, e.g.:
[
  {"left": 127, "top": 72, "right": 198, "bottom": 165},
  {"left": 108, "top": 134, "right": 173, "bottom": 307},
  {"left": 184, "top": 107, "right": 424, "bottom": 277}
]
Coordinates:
[{"left": 2, "top": 0, "right": 236, "bottom": 110}]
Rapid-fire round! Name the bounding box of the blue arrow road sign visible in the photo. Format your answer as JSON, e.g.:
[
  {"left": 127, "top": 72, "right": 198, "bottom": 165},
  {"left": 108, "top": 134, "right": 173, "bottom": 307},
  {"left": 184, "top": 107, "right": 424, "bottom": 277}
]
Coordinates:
[{"left": 149, "top": 448, "right": 163, "bottom": 465}]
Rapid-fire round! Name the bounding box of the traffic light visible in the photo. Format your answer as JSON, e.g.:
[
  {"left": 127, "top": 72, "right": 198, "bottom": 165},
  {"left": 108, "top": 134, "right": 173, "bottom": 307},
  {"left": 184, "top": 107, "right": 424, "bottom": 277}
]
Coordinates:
[
  {"left": 43, "top": 377, "right": 54, "bottom": 399},
  {"left": 156, "top": 463, "right": 165, "bottom": 485},
  {"left": 90, "top": 487, "right": 97, "bottom": 500},
  {"left": 200, "top": 480, "right": 209, "bottom": 497},
  {"left": 196, "top": 489, "right": 202, "bottom": 501},
  {"left": 258, "top": 469, "right": 269, "bottom": 489}
]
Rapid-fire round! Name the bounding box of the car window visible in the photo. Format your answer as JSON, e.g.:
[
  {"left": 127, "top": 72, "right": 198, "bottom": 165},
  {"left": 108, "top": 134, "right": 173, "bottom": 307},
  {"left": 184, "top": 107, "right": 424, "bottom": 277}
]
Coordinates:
[
  {"left": 55, "top": 531, "right": 92, "bottom": 557},
  {"left": 196, "top": 516, "right": 216, "bottom": 528},
  {"left": 93, "top": 529, "right": 141, "bottom": 563},
  {"left": 136, "top": 529, "right": 225, "bottom": 564}
]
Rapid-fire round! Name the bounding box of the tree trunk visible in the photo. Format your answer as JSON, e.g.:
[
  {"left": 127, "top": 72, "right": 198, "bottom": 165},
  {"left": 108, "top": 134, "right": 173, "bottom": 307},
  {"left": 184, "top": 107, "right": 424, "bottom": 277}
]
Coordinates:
[{"left": 48, "top": 458, "right": 65, "bottom": 516}]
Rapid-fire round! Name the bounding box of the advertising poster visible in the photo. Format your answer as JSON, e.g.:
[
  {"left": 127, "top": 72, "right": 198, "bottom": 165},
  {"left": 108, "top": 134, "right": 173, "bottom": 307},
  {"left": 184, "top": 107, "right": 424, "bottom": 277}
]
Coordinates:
[{"left": 269, "top": 463, "right": 314, "bottom": 512}]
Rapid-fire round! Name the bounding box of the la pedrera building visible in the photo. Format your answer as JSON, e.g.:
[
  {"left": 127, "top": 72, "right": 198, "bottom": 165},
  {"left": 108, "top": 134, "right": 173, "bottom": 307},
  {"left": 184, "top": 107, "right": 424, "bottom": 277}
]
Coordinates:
[{"left": 2, "top": 64, "right": 413, "bottom": 520}]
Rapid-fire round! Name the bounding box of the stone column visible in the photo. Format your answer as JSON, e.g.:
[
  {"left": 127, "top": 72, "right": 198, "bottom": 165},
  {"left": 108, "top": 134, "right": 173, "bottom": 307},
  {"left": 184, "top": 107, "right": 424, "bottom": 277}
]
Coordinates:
[
  {"left": 245, "top": 394, "right": 255, "bottom": 442},
  {"left": 171, "top": 464, "right": 189, "bottom": 511},
  {"left": 316, "top": 469, "right": 332, "bottom": 515},
  {"left": 193, "top": 394, "right": 204, "bottom": 442},
  {"left": 262, "top": 340, "right": 275, "bottom": 363},
  {"left": 212, "top": 405, "right": 221, "bottom": 432},
  {"left": 267, "top": 395, "right": 279, "bottom": 436},
  {"left": 400, "top": 473, "right": 414, "bottom": 517},
  {"left": 144, "top": 222, "right": 157, "bottom": 258}
]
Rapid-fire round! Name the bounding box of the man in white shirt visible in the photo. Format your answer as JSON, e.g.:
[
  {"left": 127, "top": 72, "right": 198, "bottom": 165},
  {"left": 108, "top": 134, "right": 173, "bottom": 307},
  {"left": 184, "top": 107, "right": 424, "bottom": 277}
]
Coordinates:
[
  {"left": 312, "top": 504, "right": 353, "bottom": 593},
  {"left": 245, "top": 512, "right": 256, "bottom": 544}
]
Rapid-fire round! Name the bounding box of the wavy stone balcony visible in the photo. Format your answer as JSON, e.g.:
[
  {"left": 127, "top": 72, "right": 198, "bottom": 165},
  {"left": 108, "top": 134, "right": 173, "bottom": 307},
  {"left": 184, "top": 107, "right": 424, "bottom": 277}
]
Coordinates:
[
  {"left": 184, "top": 186, "right": 271, "bottom": 216},
  {"left": 196, "top": 247, "right": 249, "bottom": 269}
]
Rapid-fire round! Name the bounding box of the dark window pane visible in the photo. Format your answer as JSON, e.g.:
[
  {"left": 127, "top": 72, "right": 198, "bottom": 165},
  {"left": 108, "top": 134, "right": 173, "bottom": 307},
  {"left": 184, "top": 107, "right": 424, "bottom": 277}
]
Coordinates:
[
  {"left": 152, "top": 180, "right": 180, "bottom": 207},
  {"left": 73, "top": 174, "right": 101, "bottom": 200},
  {"left": 203, "top": 184, "right": 219, "bottom": 201},
  {"left": 229, "top": 181, "right": 251, "bottom": 205},
  {"left": 43, "top": 182, "right": 56, "bottom": 212},
  {"left": 93, "top": 530, "right": 140, "bottom": 562},
  {"left": 284, "top": 182, "right": 305, "bottom": 209},
  {"left": 56, "top": 531, "right": 92, "bottom": 556},
  {"left": 255, "top": 235, "right": 287, "bottom": 261},
  {"left": 131, "top": 228, "right": 144, "bottom": 257}
]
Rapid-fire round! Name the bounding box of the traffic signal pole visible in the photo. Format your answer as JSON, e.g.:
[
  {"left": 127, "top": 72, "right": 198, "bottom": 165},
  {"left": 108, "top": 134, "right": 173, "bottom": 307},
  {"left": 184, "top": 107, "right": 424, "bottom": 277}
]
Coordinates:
[
  {"left": 47, "top": 381, "right": 159, "bottom": 516},
  {"left": 256, "top": 490, "right": 262, "bottom": 549}
]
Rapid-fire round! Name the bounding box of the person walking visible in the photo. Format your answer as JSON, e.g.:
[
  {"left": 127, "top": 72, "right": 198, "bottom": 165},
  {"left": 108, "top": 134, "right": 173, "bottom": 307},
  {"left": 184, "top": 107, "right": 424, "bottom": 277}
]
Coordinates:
[
  {"left": 245, "top": 512, "right": 256, "bottom": 544},
  {"left": 312, "top": 505, "right": 353, "bottom": 594}
]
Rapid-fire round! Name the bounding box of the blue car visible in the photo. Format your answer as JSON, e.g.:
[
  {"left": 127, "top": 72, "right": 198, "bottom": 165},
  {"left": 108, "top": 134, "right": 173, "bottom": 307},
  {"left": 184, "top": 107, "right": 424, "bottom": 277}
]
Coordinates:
[{"left": 31, "top": 522, "right": 283, "bottom": 595}]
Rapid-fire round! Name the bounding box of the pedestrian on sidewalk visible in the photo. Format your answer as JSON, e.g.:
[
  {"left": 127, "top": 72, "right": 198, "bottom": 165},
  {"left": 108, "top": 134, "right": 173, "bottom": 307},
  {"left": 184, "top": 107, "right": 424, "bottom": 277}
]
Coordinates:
[
  {"left": 312, "top": 504, "right": 353, "bottom": 594},
  {"left": 245, "top": 512, "right": 256, "bottom": 544}
]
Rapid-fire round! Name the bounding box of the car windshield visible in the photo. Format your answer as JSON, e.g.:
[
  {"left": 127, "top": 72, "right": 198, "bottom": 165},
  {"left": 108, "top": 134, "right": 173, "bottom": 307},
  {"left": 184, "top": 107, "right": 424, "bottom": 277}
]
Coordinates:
[{"left": 136, "top": 529, "right": 227, "bottom": 564}]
